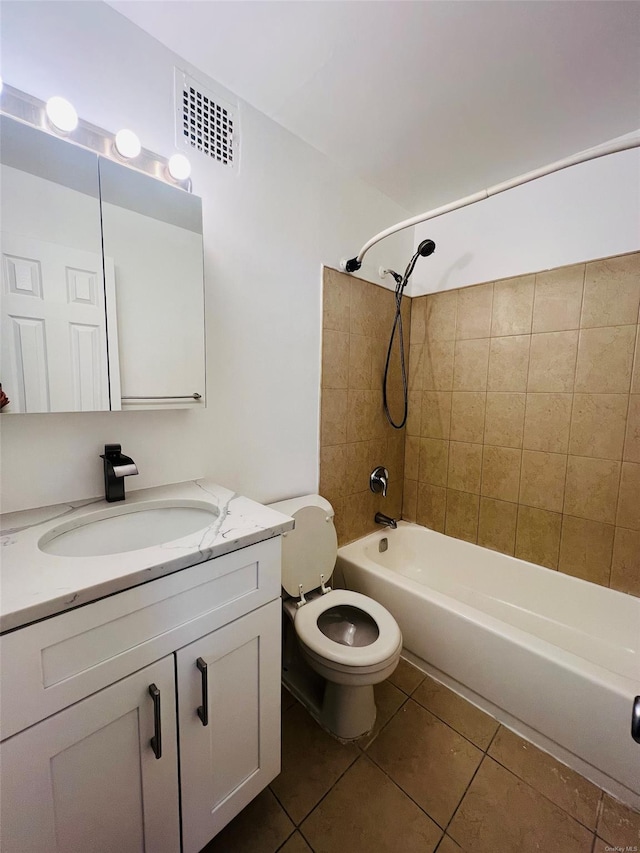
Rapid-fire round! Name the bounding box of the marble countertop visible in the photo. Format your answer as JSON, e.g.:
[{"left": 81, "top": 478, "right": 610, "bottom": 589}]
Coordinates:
[{"left": 0, "top": 479, "right": 294, "bottom": 633}]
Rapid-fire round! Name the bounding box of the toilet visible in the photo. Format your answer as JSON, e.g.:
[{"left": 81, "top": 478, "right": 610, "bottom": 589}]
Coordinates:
[{"left": 269, "top": 494, "right": 402, "bottom": 740}]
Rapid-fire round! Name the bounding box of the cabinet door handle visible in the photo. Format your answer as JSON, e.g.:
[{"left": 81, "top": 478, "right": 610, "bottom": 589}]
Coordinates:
[
  {"left": 149, "top": 683, "right": 162, "bottom": 759},
  {"left": 196, "top": 657, "right": 209, "bottom": 726}
]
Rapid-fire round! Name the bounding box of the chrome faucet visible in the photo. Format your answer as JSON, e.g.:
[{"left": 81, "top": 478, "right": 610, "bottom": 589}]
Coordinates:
[
  {"left": 100, "top": 444, "right": 138, "bottom": 502},
  {"left": 370, "top": 466, "right": 389, "bottom": 497},
  {"left": 375, "top": 512, "right": 397, "bottom": 530}
]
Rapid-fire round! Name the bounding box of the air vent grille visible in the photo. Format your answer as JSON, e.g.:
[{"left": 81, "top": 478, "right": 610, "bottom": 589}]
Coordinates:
[{"left": 175, "top": 69, "right": 238, "bottom": 169}]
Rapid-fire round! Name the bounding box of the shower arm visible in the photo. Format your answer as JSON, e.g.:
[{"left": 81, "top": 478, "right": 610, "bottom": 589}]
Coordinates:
[{"left": 340, "top": 135, "right": 640, "bottom": 273}]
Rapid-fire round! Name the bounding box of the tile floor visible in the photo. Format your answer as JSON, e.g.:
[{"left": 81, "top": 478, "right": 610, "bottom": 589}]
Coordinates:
[{"left": 202, "top": 659, "right": 640, "bottom": 853}]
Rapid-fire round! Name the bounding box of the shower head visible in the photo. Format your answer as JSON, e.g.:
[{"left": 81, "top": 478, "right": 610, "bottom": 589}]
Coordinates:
[
  {"left": 401, "top": 237, "right": 436, "bottom": 284},
  {"left": 417, "top": 239, "right": 436, "bottom": 257}
]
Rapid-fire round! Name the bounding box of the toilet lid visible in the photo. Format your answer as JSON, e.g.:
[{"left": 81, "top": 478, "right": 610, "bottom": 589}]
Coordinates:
[
  {"left": 294, "top": 589, "right": 402, "bottom": 667},
  {"left": 279, "top": 504, "right": 338, "bottom": 597}
]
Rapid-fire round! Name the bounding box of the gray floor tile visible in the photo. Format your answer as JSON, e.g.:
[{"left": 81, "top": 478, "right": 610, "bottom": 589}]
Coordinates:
[
  {"left": 200, "top": 788, "right": 294, "bottom": 853},
  {"left": 301, "top": 755, "right": 442, "bottom": 853},
  {"left": 448, "top": 756, "right": 594, "bottom": 853},
  {"left": 358, "top": 678, "right": 406, "bottom": 750},
  {"left": 270, "top": 701, "right": 359, "bottom": 824},
  {"left": 388, "top": 656, "right": 425, "bottom": 694},
  {"left": 368, "top": 698, "right": 483, "bottom": 827},
  {"left": 413, "top": 675, "right": 499, "bottom": 750}
]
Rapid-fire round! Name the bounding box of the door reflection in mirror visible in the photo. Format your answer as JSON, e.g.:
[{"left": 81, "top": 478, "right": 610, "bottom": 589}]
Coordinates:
[{"left": 0, "top": 116, "right": 112, "bottom": 413}]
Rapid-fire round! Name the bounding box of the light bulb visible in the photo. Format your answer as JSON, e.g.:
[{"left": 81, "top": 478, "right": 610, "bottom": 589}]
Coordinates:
[
  {"left": 168, "top": 153, "right": 191, "bottom": 181},
  {"left": 115, "top": 129, "right": 141, "bottom": 159},
  {"left": 45, "top": 96, "right": 78, "bottom": 133}
]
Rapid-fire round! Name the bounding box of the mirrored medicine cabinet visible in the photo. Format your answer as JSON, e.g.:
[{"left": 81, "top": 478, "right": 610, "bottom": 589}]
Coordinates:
[{"left": 0, "top": 115, "right": 205, "bottom": 413}]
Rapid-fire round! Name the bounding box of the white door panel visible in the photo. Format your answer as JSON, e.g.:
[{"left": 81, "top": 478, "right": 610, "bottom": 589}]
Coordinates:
[{"left": 1, "top": 232, "right": 111, "bottom": 411}]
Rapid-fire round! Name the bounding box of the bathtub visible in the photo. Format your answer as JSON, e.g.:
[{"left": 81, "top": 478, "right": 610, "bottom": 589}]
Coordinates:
[{"left": 336, "top": 521, "right": 640, "bottom": 809}]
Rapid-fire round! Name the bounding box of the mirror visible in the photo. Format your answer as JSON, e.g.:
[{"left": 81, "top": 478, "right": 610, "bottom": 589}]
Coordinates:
[
  {"left": 0, "top": 116, "right": 110, "bottom": 412},
  {"left": 99, "top": 159, "right": 205, "bottom": 410},
  {"left": 0, "top": 115, "right": 205, "bottom": 413}
]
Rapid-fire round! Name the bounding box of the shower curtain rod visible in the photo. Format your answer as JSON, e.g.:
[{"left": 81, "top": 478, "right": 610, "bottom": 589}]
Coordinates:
[{"left": 340, "top": 134, "right": 640, "bottom": 273}]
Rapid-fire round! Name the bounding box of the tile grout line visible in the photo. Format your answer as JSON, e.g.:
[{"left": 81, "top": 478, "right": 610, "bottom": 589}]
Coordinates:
[
  {"left": 559, "top": 266, "right": 586, "bottom": 545},
  {"left": 441, "top": 743, "right": 490, "bottom": 842},
  {"left": 392, "top": 676, "right": 608, "bottom": 839},
  {"left": 437, "top": 716, "right": 502, "bottom": 845},
  {"left": 293, "top": 745, "right": 362, "bottom": 841},
  {"left": 286, "top": 731, "right": 364, "bottom": 828},
  {"left": 272, "top": 826, "right": 298, "bottom": 853},
  {"left": 410, "top": 695, "right": 500, "bottom": 755},
  {"left": 357, "top": 690, "right": 412, "bottom": 753},
  {"left": 364, "top": 741, "right": 452, "bottom": 835},
  {"left": 365, "top": 695, "right": 490, "bottom": 837},
  {"left": 485, "top": 747, "right": 603, "bottom": 835},
  {"left": 272, "top": 691, "right": 611, "bottom": 853},
  {"left": 513, "top": 312, "right": 534, "bottom": 559}
]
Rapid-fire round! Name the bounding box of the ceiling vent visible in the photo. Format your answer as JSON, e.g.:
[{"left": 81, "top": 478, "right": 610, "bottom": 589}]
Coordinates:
[{"left": 174, "top": 68, "right": 239, "bottom": 170}]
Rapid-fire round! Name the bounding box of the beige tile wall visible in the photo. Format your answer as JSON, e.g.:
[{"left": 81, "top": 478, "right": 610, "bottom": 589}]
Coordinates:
[
  {"left": 403, "top": 251, "right": 640, "bottom": 596},
  {"left": 319, "top": 268, "right": 409, "bottom": 545}
]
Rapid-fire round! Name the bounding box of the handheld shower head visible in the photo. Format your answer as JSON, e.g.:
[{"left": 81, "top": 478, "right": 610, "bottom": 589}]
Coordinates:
[
  {"left": 402, "top": 237, "right": 436, "bottom": 284},
  {"left": 382, "top": 237, "right": 437, "bottom": 430},
  {"left": 417, "top": 239, "right": 436, "bottom": 257}
]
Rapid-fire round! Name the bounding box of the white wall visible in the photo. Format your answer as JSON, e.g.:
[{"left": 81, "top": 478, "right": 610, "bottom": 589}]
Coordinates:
[
  {"left": 409, "top": 144, "right": 640, "bottom": 295},
  {"left": 0, "top": 0, "right": 414, "bottom": 513}
]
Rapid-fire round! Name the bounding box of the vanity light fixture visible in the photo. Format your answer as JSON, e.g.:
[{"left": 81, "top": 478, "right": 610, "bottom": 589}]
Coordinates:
[
  {"left": 45, "top": 96, "right": 78, "bottom": 133},
  {"left": 2, "top": 84, "right": 192, "bottom": 191},
  {"left": 114, "top": 128, "right": 141, "bottom": 159},
  {"left": 168, "top": 153, "right": 191, "bottom": 181}
]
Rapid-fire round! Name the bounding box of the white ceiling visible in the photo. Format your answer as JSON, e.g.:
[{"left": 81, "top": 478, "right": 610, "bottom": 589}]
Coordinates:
[{"left": 108, "top": 0, "right": 640, "bottom": 213}]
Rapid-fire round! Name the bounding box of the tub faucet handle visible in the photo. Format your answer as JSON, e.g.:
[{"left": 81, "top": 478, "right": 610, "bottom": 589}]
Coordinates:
[
  {"left": 320, "top": 574, "right": 332, "bottom": 594},
  {"left": 370, "top": 466, "right": 389, "bottom": 497}
]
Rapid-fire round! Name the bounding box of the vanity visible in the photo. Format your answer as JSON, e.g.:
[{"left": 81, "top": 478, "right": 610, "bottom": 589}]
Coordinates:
[{"left": 0, "top": 480, "right": 294, "bottom": 853}]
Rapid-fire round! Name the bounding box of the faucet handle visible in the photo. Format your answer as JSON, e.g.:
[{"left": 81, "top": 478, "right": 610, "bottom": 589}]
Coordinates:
[
  {"left": 101, "top": 443, "right": 137, "bottom": 502},
  {"left": 370, "top": 466, "right": 389, "bottom": 497},
  {"left": 100, "top": 444, "right": 138, "bottom": 477}
]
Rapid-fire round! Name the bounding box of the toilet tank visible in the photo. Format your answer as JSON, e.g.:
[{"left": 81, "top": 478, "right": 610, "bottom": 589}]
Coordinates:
[{"left": 268, "top": 495, "right": 337, "bottom": 597}]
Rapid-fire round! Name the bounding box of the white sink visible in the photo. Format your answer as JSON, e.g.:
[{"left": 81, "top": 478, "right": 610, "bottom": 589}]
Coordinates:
[{"left": 38, "top": 501, "right": 219, "bottom": 557}]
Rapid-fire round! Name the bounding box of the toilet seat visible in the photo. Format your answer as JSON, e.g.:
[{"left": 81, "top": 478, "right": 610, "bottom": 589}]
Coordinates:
[{"left": 294, "top": 589, "right": 402, "bottom": 668}]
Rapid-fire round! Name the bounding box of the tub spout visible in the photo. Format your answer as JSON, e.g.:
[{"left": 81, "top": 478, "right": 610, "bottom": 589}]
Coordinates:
[{"left": 375, "top": 512, "right": 397, "bottom": 530}]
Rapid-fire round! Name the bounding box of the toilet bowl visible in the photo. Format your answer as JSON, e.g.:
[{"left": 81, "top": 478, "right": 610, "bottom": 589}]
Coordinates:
[{"left": 269, "top": 495, "right": 402, "bottom": 740}]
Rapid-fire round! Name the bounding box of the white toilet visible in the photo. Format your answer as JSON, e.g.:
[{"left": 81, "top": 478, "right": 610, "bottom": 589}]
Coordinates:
[{"left": 269, "top": 494, "right": 402, "bottom": 740}]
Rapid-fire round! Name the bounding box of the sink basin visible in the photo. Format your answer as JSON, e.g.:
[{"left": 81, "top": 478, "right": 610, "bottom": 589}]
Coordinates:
[{"left": 39, "top": 501, "right": 219, "bottom": 557}]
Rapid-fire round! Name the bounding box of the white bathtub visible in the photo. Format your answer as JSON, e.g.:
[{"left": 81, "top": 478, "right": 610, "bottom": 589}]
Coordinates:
[{"left": 337, "top": 521, "right": 640, "bottom": 808}]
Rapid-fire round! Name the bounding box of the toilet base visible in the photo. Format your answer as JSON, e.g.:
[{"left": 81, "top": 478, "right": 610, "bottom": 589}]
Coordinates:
[
  {"left": 282, "top": 666, "right": 377, "bottom": 742},
  {"left": 321, "top": 681, "right": 376, "bottom": 740},
  {"left": 282, "top": 622, "right": 377, "bottom": 741}
]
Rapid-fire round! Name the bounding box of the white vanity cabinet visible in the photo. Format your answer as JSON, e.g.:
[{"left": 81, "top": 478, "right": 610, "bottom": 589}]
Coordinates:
[
  {"left": 0, "top": 537, "right": 283, "bottom": 853},
  {"left": 178, "top": 600, "right": 281, "bottom": 853},
  {"left": 1, "top": 656, "right": 181, "bottom": 853}
]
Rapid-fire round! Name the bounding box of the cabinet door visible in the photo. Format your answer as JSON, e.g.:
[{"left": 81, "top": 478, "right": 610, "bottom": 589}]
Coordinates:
[
  {"left": 177, "top": 599, "right": 281, "bottom": 853},
  {"left": 0, "top": 656, "right": 180, "bottom": 853}
]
